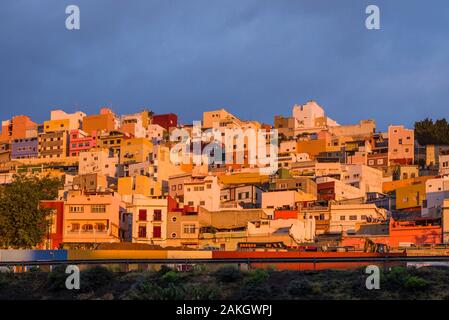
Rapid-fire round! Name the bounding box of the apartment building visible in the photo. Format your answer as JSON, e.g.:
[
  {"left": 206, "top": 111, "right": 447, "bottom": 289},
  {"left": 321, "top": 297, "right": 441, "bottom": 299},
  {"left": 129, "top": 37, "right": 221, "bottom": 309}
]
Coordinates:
[
  {"left": 50, "top": 109, "right": 86, "bottom": 131},
  {"left": 78, "top": 149, "right": 118, "bottom": 177},
  {"left": 329, "top": 203, "right": 386, "bottom": 233},
  {"left": 439, "top": 153, "right": 449, "bottom": 176},
  {"left": 388, "top": 125, "right": 414, "bottom": 165},
  {"left": 120, "top": 138, "right": 153, "bottom": 164},
  {"left": 316, "top": 177, "right": 365, "bottom": 201},
  {"left": 63, "top": 190, "right": 130, "bottom": 245},
  {"left": 184, "top": 176, "right": 221, "bottom": 211},
  {"left": 38, "top": 131, "right": 69, "bottom": 159},
  {"left": 0, "top": 115, "right": 37, "bottom": 143},
  {"left": 152, "top": 113, "right": 178, "bottom": 131},
  {"left": 203, "top": 109, "right": 241, "bottom": 129},
  {"left": 82, "top": 107, "right": 117, "bottom": 135},
  {"left": 69, "top": 129, "right": 96, "bottom": 157},
  {"left": 261, "top": 190, "right": 316, "bottom": 209},
  {"left": 96, "top": 130, "right": 130, "bottom": 157},
  {"left": 127, "top": 195, "right": 167, "bottom": 245},
  {"left": 422, "top": 176, "right": 449, "bottom": 217},
  {"left": 11, "top": 137, "right": 38, "bottom": 159},
  {"left": 168, "top": 172, "right": 192, "bottom": 203},
  {"left": 220, "top": 184, "right": 263, "bottom": 208},
  {"left": 43, "top": 119, "right": 71, "bottom": 133},
  {"left": 118, "top": 175, "right": 161, "bottom": 197}
]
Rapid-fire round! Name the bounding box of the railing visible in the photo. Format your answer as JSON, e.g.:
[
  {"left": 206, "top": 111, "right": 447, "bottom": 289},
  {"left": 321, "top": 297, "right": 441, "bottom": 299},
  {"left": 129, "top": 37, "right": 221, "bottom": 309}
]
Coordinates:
[{"left": 5, "top": 255, "right": 449, "bottom": 267}]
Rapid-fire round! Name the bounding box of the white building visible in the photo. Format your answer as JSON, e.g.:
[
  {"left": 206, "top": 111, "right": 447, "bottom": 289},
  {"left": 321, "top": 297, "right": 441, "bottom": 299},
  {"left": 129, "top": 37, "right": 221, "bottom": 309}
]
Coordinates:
[
  {"left": 440, "top": 154, "right": 449, "bottom": 176},
  {"left": 422, "top": 176, "right": 449, "bottom": 217},
  {"left": 329, "top": 203, "right": 386, "bottom": 233},
  {"left": 50, "top": 109, "right": 86, "bottom": 131},
  {"left": 78, "top": 149, "right": 119, "bottom": 177},
  {"left": 125, "top": 194, "right": 167, "bottom": 245},
  {"left": 183, "top": 176, "right": 221, "bottom": 211}
]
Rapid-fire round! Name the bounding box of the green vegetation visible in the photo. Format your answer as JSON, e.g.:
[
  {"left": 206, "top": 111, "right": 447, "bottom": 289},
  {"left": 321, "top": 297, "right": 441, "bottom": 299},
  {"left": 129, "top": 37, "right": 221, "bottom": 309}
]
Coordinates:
[
  {"left": 1, "top": 265, "right": 449, "bottom": 300},
  {"left": 415, "top": 118, "right": 449, "bottom": 145},
  {"left": 0, "top": 174, "right": 63, "bottom": 249}
]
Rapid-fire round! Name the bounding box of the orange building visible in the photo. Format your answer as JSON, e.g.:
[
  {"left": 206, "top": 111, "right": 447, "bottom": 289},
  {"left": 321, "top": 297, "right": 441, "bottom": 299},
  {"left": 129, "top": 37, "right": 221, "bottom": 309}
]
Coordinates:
[
  {"left": 0, "top": 115, "right": 37, "bottom": 142},
  {"left": 296, "top": 139, "right": 327, "bottom": 160},
  {"left": 82, "top": 108, "right": 117, "bottom": 135},
  {"left": 341, "top": 218, "right": 442, "bottom": 249}
]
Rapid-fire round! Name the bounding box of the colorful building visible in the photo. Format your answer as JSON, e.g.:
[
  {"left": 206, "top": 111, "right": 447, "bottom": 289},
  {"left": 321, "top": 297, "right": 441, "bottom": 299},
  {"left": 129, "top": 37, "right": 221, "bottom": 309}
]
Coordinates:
[
  {"left": 120, "top": 138, "right": 153, "bottom": 164},
  {"left": 0, "top": 115, "right": 37, "bottom": 143},
  {"left": 63, "top": 190, "right": 129, "bottom": 245},
  {"left": 388, "top": 125, "right": 414, "bottom": 165},
  {"left": 78, "top": 149, "right": 118, "bottom": 177},
  {"left": 82, "top": 107, "right": 117, "bottom": 135},
  {"left": 69, "top": 129, "right": 96, "bottom": 157},
  {"left": 126, "top": 195, "right": 167, "bottom": 245},
  {"left": 38, "top": 131, "right": 69, "bottom": 159},
  {"left": 11, "top": 137, "right": 38, "bottom": 159}
]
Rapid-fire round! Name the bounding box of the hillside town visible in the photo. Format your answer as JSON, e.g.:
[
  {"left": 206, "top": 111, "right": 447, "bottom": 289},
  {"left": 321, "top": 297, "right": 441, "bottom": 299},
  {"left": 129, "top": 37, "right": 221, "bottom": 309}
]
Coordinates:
[{"left": 1, "top": 100, "right": 448, "bottom": 252}]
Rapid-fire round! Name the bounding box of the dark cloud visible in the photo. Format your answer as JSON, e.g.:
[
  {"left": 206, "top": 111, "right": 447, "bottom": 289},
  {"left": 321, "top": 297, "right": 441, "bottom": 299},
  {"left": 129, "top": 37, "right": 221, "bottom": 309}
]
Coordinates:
[{"left": 1, "top": 0, "right": 448, "bottom": 131}]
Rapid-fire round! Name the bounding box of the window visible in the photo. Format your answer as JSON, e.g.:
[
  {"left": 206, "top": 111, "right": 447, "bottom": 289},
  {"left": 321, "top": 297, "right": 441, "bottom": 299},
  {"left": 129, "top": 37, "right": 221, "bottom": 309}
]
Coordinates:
[
  {"left": 153, "top": 226, "right": 161, "bottom": 238},
  {"left": 171, "top": 216, "right": 177, "bottom": 222},
  {"left": 349, "top": 215, "right": 357, "bottom": 221},
  {"left": 138, "top": 226, "right": 147, "bottom": 238},
  {"left": 183, "top": 224, "right": 196, "bottom": 234},
  {"left": 171, "top": 233, "right": 177, "bottom": 238},
  {"left": 153, "top": 209, "right": 162, "bottom": 221},
  {"left": 178, "top": 184, "right": 182, "bottom": 190},
  {"left": 138, "top": 209, "right": 147, "bottom": 221},
  {"left": 82, "top": 224, "right": 93, "bottom": 232},
  {"left": 361, "top": 215, "right": 367, "bottom": 220},
  {"left": 188, "top": 201, "right": 194, "bottom": 206},
  {"left": 199, "top": 201, "right": 205, "bottom": 206},
  {"left": 340, "top": 216, "right": 346, "bottom": 221},
  {"left": 91, "top": 204, "right": 106, "bottom": 213},
  {"left": 71, "top": 223, "right": 80, "bottom": 231},
  {"left": 69, "top": 206, "right": 84, "bottom": 213},
  {"left": 171, "top": 185, "right": 176, "bottom": 191},
  {"left": 206, "top": 184, "right": 211, "bottom": 189},
  {"left": 95, "top": 223, "right": 106, "bottom": 232}
]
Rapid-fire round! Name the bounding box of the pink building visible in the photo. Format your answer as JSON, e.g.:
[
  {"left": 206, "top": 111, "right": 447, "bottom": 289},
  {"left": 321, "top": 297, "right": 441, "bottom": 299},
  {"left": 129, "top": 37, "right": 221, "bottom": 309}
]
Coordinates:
[
  {"left": 69, "top": 129, "right": 96, "bottom": 157},
  {"left": 388, "top": 125, "right": 414, "bottom": 165}
]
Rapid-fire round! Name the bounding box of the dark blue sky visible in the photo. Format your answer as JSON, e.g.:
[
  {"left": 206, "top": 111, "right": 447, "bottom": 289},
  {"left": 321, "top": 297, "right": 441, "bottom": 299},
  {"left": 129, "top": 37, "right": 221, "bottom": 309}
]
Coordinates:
[{"left": 1, "top": 0, "right": 448, "bottom": 131}]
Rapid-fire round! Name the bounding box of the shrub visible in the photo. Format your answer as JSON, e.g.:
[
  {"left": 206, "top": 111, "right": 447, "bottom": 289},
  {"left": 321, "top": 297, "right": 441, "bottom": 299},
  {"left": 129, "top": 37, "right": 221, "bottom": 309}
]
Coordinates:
[
  {"left": 157, "top": 265, "right": 174, "bottom": 276},
  {"left": 245, "top": 269, "right": 269, "bottom": 285},
  {"left": 404, "top": 276, "right": 429, "bottom": 291},
  {"left": 214, "top": 266, "right": 242, "bottom": 283},
  {"left": 287, "top": 279, "right": 312, "bottom": 297},
  {"left": 80, "top": 266, "right": 114, "bottom": 292},
  {"left": 161, "top": 270, "right": 180, "bottom": 284},
  {"left": 240, "top": 282, "right": 272, "bottom": 300},
  {"left": 47, "top": 265, "right": 70, "bottom": 291}
]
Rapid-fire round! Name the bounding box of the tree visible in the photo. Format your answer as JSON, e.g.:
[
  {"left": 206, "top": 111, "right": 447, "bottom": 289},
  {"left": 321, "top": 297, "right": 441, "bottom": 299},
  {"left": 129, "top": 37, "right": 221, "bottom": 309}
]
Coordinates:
[
  {"left": 0, "top": 174, "right": 62, "bottom": 249},
  {"left": 415, "top": 118, "right": 449, "bottom": 145}
]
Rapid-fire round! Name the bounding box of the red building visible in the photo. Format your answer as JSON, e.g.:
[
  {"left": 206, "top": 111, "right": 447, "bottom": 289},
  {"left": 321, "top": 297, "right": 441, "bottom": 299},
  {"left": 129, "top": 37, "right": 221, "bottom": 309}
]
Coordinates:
[
  {"left": 274, "top": 210, "right": 299, "bottom": 220},
  {"left": 317, "top": 181, "right": 335, "bottom": 201},
  {"left": 152, "top": 113, "right": 178, "bottom": 131},
  {"left": 39, "top": 200, "right": 64, "bottom": 249},
  {"left": 69, "top": 129, "right": 96, "bottom": 157}
]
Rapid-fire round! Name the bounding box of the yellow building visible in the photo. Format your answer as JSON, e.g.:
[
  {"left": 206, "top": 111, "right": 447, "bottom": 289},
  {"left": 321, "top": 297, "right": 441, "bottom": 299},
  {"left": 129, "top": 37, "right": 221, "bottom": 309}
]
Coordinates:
[
  {"left": 44, "top": 119, "right": 70, "bottom": 133},
  {"left": 296, "top": 139, "right": 327, "bottom": 159},
  {"left": 117, "top": 175, "right": 162, "bottom": 197},
  {"left": 120, "top": 138, "right": 153, "bottom": 164},
  {"left": 395, "top": 182, "right": 426, "bottom": 210},
  {"left": 218, "top": 172, "right": 270, "bottom": 185},
  {"left": 383, "top": 176, "right": 433, "bottom": 193}
]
